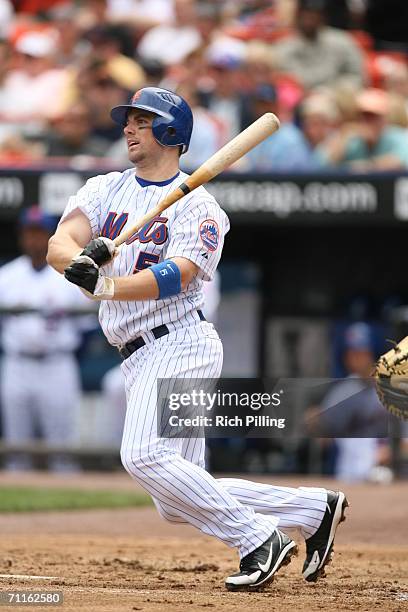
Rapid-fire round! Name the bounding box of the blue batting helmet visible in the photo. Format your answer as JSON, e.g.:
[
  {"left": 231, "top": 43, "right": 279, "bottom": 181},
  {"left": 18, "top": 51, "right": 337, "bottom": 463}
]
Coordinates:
[{"left": 110, "top": 87, "right": 193, "bottom": 154}]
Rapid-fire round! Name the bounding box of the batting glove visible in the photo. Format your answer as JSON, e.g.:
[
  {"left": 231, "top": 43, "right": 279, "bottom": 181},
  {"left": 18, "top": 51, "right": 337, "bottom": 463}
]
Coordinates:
[
  {"left": 64, "top": 256, "right": 115, "bottom": 300},
  {"left": 73, "top": 237, "right": 117, "bottom": 267}
]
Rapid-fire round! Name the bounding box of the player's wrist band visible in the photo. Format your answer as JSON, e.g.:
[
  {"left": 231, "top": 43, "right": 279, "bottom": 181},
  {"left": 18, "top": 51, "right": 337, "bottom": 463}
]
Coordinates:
[{"left": 150, "top": 259, "right": 181, "bottom": 299}]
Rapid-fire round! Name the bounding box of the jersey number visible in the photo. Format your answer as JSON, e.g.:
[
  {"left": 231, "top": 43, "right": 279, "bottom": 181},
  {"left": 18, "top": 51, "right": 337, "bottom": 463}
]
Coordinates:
[{"left": 133, "top": 251, "right": 160, "bottom": 273}]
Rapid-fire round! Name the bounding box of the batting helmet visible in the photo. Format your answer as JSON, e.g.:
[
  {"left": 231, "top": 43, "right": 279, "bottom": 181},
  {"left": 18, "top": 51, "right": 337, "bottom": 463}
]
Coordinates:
[{"left": 110, "top": 87, "right": 193, "bottom": 154}]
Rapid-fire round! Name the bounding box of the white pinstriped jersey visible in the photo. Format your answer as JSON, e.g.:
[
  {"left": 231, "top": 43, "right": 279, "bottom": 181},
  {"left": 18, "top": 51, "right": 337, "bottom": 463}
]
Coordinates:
[
  {"left": 61, "top": 169, "right": 229, "bottom": 346},
  {"left": 0, "top": 256, "right": 89, "bottom": 354}
]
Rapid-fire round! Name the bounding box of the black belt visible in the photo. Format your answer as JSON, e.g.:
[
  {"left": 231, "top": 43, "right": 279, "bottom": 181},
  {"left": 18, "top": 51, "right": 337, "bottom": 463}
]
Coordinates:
[
  {"left": 118, "top": 310, "right": 206, "bottom": 360},
  {"left": 15, "top": 351, "right": 69, "bottom": 360}
]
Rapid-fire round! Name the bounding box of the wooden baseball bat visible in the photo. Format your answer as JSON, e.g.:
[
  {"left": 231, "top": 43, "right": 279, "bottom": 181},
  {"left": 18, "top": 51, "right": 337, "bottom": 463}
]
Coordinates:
[{"left": 114, "top": 112, "right": 280, "bottom": 247}]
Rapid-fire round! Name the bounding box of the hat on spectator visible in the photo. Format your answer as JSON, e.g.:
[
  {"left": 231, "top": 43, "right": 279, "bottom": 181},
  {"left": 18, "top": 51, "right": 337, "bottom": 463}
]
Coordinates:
[
  {"left": 301, "top": 94, "right": 339, "bottom": 121},
  {"left": 206, "top": 37, "right": 246, "bottom": 69},
  {"left": 19, "top": 206, "right": 57, "bottom": 233},
  {"left": 254, "top": 84, "right": 278, "bottom": 103},
  {"left": 344, "top": 323, "right": 374, "bottom": 351},
  {"left": 15, "top": 30, "right": 57, "bottom": 58},
  {"left": 357, "top": 88, "right": 390, "bottom": 116}
]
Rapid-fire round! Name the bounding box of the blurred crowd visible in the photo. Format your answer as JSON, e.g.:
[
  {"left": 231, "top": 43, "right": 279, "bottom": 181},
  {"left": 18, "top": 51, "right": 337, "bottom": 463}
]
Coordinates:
[{"left": 1, "top": 0, "right": 408, "bottom": 172}]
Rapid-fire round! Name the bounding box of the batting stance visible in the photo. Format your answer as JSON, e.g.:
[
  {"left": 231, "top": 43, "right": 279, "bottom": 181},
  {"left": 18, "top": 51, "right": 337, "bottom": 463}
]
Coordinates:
[{"left": 47, "top": 87, "right": 347, "bottom": 590}]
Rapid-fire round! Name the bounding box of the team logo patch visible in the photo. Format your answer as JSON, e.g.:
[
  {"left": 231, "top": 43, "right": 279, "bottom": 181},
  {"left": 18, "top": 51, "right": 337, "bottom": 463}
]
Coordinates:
[
  {"left": 131, "top": 89, "right": 142, "bottom": 102},
  {"left": 199, "top": 219, "right": 219, "bottom": 252}
]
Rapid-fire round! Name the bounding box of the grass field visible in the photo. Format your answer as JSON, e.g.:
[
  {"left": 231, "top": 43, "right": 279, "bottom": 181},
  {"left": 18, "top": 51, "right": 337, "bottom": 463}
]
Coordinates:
[{"left": 0, "top": 486, "right": 152, "bottom": 512}]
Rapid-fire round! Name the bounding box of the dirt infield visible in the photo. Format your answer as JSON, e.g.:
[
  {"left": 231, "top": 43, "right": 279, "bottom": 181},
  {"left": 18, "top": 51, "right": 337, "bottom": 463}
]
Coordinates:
[{"left": 0, "top": 473, "right": 407, "bottom": 611}]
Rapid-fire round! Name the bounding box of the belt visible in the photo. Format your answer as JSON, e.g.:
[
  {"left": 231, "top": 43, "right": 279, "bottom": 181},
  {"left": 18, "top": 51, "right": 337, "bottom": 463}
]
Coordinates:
[
  {"left": 119, "top": 310, "right": 206, "bottom": 361},
  {"left": 15, "top": 351, "right": 68, "bottom": 360}
]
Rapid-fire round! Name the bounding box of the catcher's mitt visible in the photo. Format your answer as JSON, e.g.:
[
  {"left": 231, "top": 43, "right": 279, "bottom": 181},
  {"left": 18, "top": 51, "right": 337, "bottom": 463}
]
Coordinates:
[{"left": 374, "top": 336, "right": 408, "bottom": 420}]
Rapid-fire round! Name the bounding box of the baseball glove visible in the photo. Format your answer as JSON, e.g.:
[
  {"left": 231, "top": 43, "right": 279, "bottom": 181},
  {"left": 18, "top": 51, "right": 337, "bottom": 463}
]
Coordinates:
[{"left": 374, "top": 336, "right": 408, "bottom": 420}]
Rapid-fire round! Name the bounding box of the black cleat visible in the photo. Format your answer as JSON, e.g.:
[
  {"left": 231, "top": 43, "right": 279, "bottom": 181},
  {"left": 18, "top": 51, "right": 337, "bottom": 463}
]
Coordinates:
[
  {"left": 225, "top": 529, "right": 297, "bottom": 591},
  {"left": 302, "top": 490, "right": 349, "bottom": 582}
]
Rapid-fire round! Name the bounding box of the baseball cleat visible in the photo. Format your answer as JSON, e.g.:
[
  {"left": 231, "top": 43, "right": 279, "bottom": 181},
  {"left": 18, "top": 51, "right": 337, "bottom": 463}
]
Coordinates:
[
  {"left": 302, "top": 490, "right": 349, "bottom": 582},
  {"left": 225, "top": 529, "right": 298, "bottom": 591}
]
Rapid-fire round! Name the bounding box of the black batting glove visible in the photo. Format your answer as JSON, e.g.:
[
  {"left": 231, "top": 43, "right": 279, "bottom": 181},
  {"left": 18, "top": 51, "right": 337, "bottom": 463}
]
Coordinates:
[
  {"left": 64, "top": 256, "right": 115, "bottom": 300},
  {"left": 78, "top": 237, "right": 116, "bottom": 266},
  {"left": 64, "top": 256, "right": 99, "bottom": 293}
]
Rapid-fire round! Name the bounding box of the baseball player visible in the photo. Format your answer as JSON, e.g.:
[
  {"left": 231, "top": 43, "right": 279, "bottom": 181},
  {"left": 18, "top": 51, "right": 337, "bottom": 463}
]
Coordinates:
[
  {"left": 0, "top": 206, "right": 89, "bottom": 472},
  {"left": 47, "top": 87, "right": 348, "bottom": 590}
]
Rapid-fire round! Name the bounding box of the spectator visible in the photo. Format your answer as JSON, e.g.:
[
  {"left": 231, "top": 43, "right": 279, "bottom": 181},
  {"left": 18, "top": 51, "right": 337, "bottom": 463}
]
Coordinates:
[
  {"left": 244, "top": 84, "right": 313, "bottom": 172},
  {"left": 137, "top": 0, "right": 202, "bottom": 66},
  {"left": 274, "top": 0, "right": 364, "bottom": 90},
  {"left": 76, "top": 58, "right": 129, "bottom": 143},
  {"left": 383, "top": 62, "right": 408, "bottom": 100},
  {"left": 0, "top": 132, "right": 44, "bottom": 163},
  {"left": 137, "top": 57, "right": 166, "bottom": 87},
  {"left": 242, "top": 41, "right": 307, "bottom": 121},
  {"left": 84, "top": 25, "right": 145, "bottom": 91},
  {"left": 178, "top": 82, "right": 225, "bottom": 170},
  {"left": 0, "top": 29, "right": 72, "bottom": 125},
  {"left": 320, "top": 88, "right": 408, "bottom": 170},
  {"left": 198, "top": 48, "right": 250, "bottom": 142},
  {"left": 388, "top": 93, "right": 408, "bottom": 129},
  {"left": 106, "top": 0, "right": 174, "bottom": 29},
  {"left": 365, "top": 0, "right": 408, "bottom": 53},
  {"left": 43, "top": 100, "right": 109, "bottom": 158},
  {"left": 51, "top": 4, "right": 90, "bottom": 67},
  {"left": 306, "top": 322, "right": 390, "bottom": 482},
  {"left": 0, "top": 39, "right": 12, "bottom": 134},
  {"left": 244, "top": 41, "right": 276, "bottom": 89},
  {"left": 11, "top": 0, "right": 66, "bottom": 15},
  {"left": 74, "top": 0, "right": 110, "bottom": 31},
  {"left": 298, "top": 92, "right": 340, "bottom": 166},
  {"left": 0, "top": 0, "right": 13, "bottom": 39},
  {"left": 0, "top": 206, "right": 91, "bottom": 472}
]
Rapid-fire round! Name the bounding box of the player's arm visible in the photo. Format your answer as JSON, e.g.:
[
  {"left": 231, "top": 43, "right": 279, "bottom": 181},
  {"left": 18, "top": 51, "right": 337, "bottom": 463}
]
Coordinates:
[
  {"left": 113, "top": 257, "right": 198, "bottom": 300},
  {"left": 64, "top": 256, "right": 198, "bottom": 301},
  {"left": 48, "top": 210, "right": 116, "bottom": 275},
  {"left": 47, "top": 210, "right": 93, "bottom": 274}
]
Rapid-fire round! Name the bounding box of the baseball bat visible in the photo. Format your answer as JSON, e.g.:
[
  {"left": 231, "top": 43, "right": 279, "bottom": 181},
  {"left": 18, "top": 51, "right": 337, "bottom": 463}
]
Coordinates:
[{"left": 114, "top": 112, "right": 280, "bottom": 247}]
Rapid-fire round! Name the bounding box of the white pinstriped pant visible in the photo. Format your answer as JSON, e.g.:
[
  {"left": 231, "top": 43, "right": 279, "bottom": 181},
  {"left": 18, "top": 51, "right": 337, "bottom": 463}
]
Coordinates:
[{"left": 120, "top": 322, "right": 327, "bottom": 558}]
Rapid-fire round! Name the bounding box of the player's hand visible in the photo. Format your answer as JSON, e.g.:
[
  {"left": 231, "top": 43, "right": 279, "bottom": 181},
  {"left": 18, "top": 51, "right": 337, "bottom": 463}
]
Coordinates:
[
  {"left": 74, "top": 237, "right": 117, "bottom": 267},
  {"left": 64, "top": 256, "right": 114, "bottom": 299}
]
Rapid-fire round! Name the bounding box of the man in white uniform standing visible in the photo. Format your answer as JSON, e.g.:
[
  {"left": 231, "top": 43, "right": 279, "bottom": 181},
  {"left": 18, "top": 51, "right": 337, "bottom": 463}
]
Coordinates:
[
  {"left": 47, "top": 87, "right": 348, "bottom": 590},
  {"left": 0, "top": 206, "right": 87, "bottom": 472}
]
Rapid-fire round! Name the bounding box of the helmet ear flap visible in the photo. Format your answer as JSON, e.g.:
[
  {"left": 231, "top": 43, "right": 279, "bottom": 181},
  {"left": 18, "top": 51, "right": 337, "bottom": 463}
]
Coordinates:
[{"left": 152, "top": 116, "right": 182, "bottom": 148}]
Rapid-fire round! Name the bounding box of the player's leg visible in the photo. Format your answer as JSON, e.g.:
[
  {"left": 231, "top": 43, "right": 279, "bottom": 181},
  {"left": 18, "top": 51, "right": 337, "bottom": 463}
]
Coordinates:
[
  {"left": 38, "top": 355, "right": 81, "bottom": 472},
  {"left": 157, "top": 416, "right": 346, "bottom": 583},
  {"left": 121, "top": 326, "right": 276, "bottom": 554},
  {"left": 217, "top": 478, "right": 347, "bottom": 582},
  {"left": 153, "top": 436, "right": 206, "bottom": 523},
  {"left": 120, "top": 323, "right": 297, "bottom": 588},
  {"left": 217, "top": 478, "right": 327, "bottom": 538},
  {"left": 0, "top": 357, "right": 35, "bottom": 470}
]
